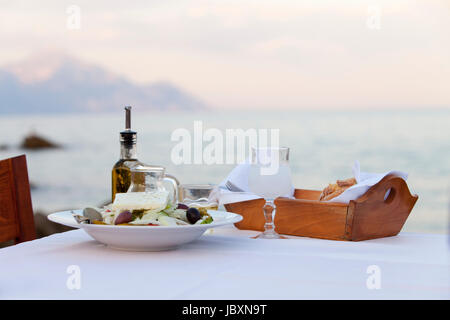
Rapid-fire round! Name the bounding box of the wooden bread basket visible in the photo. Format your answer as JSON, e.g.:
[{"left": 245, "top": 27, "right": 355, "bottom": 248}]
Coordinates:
[{"left": 224, "top": 174, "right": 418, "bottom": 241}]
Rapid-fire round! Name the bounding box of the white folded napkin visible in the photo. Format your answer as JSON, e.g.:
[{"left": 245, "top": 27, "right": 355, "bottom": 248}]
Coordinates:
[
  {"left": 327, "top": 161, "right": 408, "bottom": 203},
  {"left": 209, "top": 162, "right": 295, "bottom": 206}
]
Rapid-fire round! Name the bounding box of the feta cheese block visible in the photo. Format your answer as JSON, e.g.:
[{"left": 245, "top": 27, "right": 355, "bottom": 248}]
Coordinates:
[{"left": 112, "top": 191, "right": 169, "bottom": 212}]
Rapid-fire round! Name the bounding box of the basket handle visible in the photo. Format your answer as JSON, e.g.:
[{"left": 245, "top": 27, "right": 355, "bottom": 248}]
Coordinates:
[
  {"left": 346, "top": 174, "right": 418, "bottom": 240},
  {"left": 353, "top": 174, "right": 417, "bottom": 205}
]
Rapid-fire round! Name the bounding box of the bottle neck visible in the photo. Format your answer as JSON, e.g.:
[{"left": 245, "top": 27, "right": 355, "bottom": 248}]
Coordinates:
[{"left": 120, "top": 142, "right": 137, "bottom": 160}]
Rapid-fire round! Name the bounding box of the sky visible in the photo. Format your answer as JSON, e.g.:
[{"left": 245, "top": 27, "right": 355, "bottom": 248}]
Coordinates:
[{"left": 0, "top": 0, "right": 449, "bottom": 110}]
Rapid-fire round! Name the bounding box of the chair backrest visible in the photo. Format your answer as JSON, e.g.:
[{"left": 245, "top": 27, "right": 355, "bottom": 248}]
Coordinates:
[{"left": 0, "top": 155, "right": 36, "bottom": 244}]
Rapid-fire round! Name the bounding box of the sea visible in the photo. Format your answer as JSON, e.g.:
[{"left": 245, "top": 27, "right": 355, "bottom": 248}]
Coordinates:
[{"left": 1, "top": 109, "right": 449, "bottom": 234}]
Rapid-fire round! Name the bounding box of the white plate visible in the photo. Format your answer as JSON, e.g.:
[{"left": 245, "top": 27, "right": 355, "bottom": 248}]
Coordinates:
[{"left": 48, "top": 209, "right": 243, "bottom": 251}]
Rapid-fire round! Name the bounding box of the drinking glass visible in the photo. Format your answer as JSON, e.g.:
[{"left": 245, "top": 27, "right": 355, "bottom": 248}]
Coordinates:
[
  {"left": 248, "top": 147, "right": 292, "bottom": 239},
  {"left": 179, "top": 184, "right": 219, "bottom": 214}
]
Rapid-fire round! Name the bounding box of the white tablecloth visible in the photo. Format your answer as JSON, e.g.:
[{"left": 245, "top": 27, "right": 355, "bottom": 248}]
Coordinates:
[{"left": 1, "top": 227, "right": 449, "bottom": 299}]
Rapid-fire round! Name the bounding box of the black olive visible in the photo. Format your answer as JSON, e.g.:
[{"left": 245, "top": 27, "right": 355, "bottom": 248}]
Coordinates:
[
  {"left": 115, "top": 210, "right": 133, "bottom": 225},
  {"left": 177, "top": 203, "right": 189, "bottom": 210},
  {"left": 186, "top": 207, "right": 201, "bottom": 224}
]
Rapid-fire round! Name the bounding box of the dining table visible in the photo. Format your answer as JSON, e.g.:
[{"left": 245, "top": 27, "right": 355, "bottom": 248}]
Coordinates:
[{"left": 0, "top": 225, "right": 449, "bottom": 300}]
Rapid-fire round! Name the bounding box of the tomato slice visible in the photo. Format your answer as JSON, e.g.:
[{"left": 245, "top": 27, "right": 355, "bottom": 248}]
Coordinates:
[{"left": 147, "top": 223, "right": 158, "bottom": 226}]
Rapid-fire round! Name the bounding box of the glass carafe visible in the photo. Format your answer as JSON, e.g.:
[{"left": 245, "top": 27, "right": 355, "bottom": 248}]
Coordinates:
[{"left": 128, "top": 165, "right": 179, "bottom": 206}]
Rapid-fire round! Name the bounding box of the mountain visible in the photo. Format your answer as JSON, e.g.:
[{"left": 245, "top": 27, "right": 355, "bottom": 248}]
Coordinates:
[{"left": 0, "top": 52, "right": 206, "bottom": 114}]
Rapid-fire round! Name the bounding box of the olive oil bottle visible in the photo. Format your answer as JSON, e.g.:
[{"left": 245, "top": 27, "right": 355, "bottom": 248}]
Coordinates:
[{"left": 111, "top": 106, "right": 143, "bottom": 202}]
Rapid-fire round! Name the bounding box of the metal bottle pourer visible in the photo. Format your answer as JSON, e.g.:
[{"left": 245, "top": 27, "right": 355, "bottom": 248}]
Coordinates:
[
  {"left": 121, "top": 106, "right": 137, "bottom": 146},
  {"left": 125, "top": 106, "right": 132, "bottom": 130}
]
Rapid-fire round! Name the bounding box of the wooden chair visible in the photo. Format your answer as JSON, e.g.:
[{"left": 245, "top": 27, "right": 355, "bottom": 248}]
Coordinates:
[{"left": 0, "top": 155, "right": 36, "bottom": 244}]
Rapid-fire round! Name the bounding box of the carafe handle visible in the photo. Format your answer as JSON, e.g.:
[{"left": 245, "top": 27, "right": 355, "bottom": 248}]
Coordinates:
[{"left": 163, "top": 173, "right": 179, "bottom": 206}]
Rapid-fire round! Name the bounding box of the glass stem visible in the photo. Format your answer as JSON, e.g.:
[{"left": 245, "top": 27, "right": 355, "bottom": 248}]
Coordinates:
[{"left": 263, "top": 200, "right": 276, "bottom": 234}]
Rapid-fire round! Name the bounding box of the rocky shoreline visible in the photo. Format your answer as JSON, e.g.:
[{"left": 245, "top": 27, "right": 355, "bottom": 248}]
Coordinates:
[{"left": 34, "top": 211, "right": 75, "bottom": 238}]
